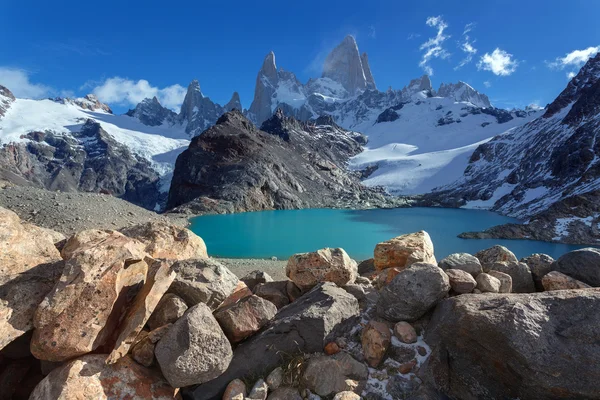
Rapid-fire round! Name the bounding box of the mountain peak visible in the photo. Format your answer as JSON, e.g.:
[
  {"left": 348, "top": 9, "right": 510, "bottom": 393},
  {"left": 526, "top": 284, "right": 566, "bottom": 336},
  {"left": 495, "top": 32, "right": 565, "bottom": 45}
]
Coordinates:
[
  {"left": 0, "top": 84, "right": 15, "bottom": 118},
  {"left": 260, "top": 51, "right": 278, "bottom": 82},
  {"left": 403, "top": 75, "right": 433, "bottom": 97},
  {"left": 361, "top": 52, "right": 376, "bottom": 90},
  {"left": 436, "top": 81, "right": 492, "bottom": 108},
  {"left": 322, "top": 35, "right": 369, "bottom": 95},
  {"left": 188, "top": 79, "right": 202, "bottom": 94},
  {"left": 224, "top": 91, "right": 242, "bottom": 111}
]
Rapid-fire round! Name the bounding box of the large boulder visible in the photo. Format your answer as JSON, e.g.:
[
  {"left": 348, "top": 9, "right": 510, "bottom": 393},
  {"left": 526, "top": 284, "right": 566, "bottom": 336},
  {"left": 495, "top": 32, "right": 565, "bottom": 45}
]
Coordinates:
[
  {"left": 553, "top": 248, "right": 600, "bottom": 286},
  {"left": 60, "top": 229, "right": 112, "bottom": 260},
  {"left": 424, "top": 290, "right": 600, "bottom": 400},
  {"left": 155, "top": 303, "right": 233, "bottom": 388},
  {"left": 214, "top": 295, "right": 277, "bottom": 343},
  {"left": 374, "top": 231, "right": 436, "bottom": 271},
  {"left": 475, "top": 245, "right": 518, "bottom": 271},
  {"left": 300, "top": 352, "right": 368, "bottom": 397},
  {"left": 444, "top": 269, "right": 476, "bottom": 294},
  {"left": 253, "top": 281, "right": 291, "bottom": 309},
  {"left": 286, "top": 248, "right": 358, "bottom": 290},
  {"left": 376, "top": 263, "right": 450, "bottom": 322},
  {"left": 190, "top": 283, "right": 359, "bottom": 400},
  {"left": 146, "top": 293, "right": 188, "bottom": 331},
  {"left": 438, "top": 253, "right": 482, "bottom": 276},
  {"left": 31, "top": 231, "right": 148, "bottom": 362},
  {"left": 520, "top": 253, "right": 555, "bottom": 291},
  {"left": 29, "top": 355, "right": 176, "bottom": 399},
  {"left": 0, "top": 207, "right": 63, "bottom": 350},
  {"left": 475, "top": 272, "right": 500, "bottom": 293},
  {"left": 542, "top": 271, "right": 591, "bottom": 291},
  {"left": 489, "top": 261, "right": 535, "bottom": 293},
  {"left": 168, "top": 258, "right": 239, "bottom": 310},
  {"left": 241, "top": 270, "right": 274, "bottom": 292},
  {"left": 120, "top": 221, "right": 207, "bottom": 260}
]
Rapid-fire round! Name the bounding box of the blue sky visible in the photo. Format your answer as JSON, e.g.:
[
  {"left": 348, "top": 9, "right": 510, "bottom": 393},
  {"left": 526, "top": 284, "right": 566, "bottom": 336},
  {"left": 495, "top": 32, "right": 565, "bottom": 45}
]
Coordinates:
[{"left": 1, "top": 0, "right": 599, "bottom": 113}]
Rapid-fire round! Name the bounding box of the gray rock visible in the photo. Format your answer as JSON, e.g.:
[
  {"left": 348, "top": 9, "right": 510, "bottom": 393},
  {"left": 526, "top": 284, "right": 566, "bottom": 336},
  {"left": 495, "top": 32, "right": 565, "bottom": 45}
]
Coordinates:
[
  {"left": 265, "top": 367, "right": 283, "bottom": 390},
  {"left": 266, "top": 387, "right": 302, "bottom": 400},
  {"left": 444, "top": 269, "right": 477, "bottom": 294},
  {"left": 301, "top": 352, "right": 368, "bottom": 397},
  {"left": 357, "top": 258, "right": 375, "bottom": 276},
  {"left": 424, "top": 289, "right": 600, "bottom": 400},
  {"left": 520, "top": 253, "right": 555, "bottom": 291},
  {"left": 253, "top": 281, "right": 290, "bottom": 309},
  {"left": 475, "top": 246, "right": 518, "bottom": 271},
  {"left": 214, "top": 295, "right": 277, "bottom": 343},
  {"left": 541, "top": 271, "right": 591, "bottom": 291},
  {"left": 376, "top": 263, "right": 450, "bottom": 322},
  {"left": 146, "top": 293, "right": 188, "bottom": 331},
  {"left": 553, "top": 247, "right": 600, "bottom": 286},
  {"left": 155, "top": 303, "right": 233, "bottom": 388},
  {"left": 190, "top": 283, "right": 359, "bottom": 400},
  {"left": 487, "top": 270, "right": 512, "bottom": 293},
  {"left": 475, "top": 273, "right": 500, "bottom": 293},
  {"left": 438, "top": 253, "right": 482, "bottom": 276},
  {"left": 489, "top": 261, "right": 535, "bottom": 293},
  {"left": 241, "top": 270, "right": 274, "bottom": 292},
  {"left": 168, "top": 258, "right": 239, "bottom": 310},
  {"left": 248, "top": 379, "right": 268, "bottom": 400}
]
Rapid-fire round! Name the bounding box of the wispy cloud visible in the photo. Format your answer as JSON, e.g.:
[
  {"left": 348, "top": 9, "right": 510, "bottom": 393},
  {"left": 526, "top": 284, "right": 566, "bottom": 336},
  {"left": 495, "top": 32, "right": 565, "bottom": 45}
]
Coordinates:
[
  {"left": 477, "top": 48, "right": 518, "bottom": 76},
  {"left": 567, "top": 71, "right": 577, "bottom": 79},
  {"left": 92, "top": 77, "right": 187, "bottom": 111},
  {"left": 0, "top": 67, "right": 52, "bottom": 98},
  {"left": 483, "top": 81, "right": 491, "bottom": 88},
  {"left": 455, "top": 23, "right": 477, "bottom": 70},
  {"left": 547, "top": 46, "right": 599, "bottom": 79},
  {"left": 419, "top": 16, "right": 450, "bottom": 75}
]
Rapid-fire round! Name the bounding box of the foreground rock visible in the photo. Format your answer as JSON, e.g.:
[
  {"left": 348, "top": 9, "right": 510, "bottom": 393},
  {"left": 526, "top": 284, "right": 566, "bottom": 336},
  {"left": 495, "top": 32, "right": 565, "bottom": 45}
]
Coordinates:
[
  {"left": 438, "top": 253, "right": 482, "bottom": 276},
  {"left": 29, "top": 355, "right": 176, "bottom": 399},
  {"left": 542, "top": 271, "right": 591, "bottom": 291},
  {"left": 155, "top": 303, "right": 233, "bottom": 388},
  {"left": 475, "top": 245, "right": 518, "bottom": 270},
  {"left": 286, "top": 248, "right": 358, "bottom": 290},
  {"left": 31, "top": 231, "right": 147, "bottom": 362},
  {"left": 444, "top": 269, "right": 477, "bottom": 294},
  {"left": 0, "top": 207, "right": 63, "bottom": 350},
  {"left": 214, "top": 295, "right": 277, "bottom": 343},
  {"left": 488, "top": 261, "right": 535, "bottom": 293},
  {"left": 374, "top": 231, "right": 436, "bottom": 271},
  {"left": 475, "top": 272, "right": 500, "bottom": 293},
  {"left": 361, "top": 320, "right": 391, "bottom": 367},
  {"left": 146, "top": 293, "right": 188, "bottom": 331},
  {"left": 168, "top": 258, "right": 239, "bottom": 310},
  {"left": 425, "top": 289, "right": 600, "bottom": 399},
  {"left": 301, "top": 352, "right": 368, "bottom": 397},
  {"left": 376, "top": 263, "right": 449, "bottom": 322},
  {"left": 190, "top": 283, "right": 359, "bottom": 399},
  {"left": 120, "top": 221, "right": 207, "bottom": 260},
  {"left": 553, "top": 247, "right": 600, "bottom": 286},
  {"left": 520, "top": 253, "right": 555, "bottom": 291}
]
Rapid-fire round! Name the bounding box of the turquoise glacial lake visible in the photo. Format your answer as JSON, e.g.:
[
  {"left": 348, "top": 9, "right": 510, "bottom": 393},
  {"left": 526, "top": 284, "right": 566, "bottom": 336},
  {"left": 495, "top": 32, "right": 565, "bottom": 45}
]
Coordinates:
[{"left": 189, "top": 207, "right": 589, "bottom": 261}]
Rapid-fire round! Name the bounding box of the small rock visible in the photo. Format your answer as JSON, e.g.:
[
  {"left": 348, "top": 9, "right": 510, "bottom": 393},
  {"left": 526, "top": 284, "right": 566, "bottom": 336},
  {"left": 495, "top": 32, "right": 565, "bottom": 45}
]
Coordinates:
[
  {"left": 475, "top": 245, "right": 518, "bottom": 271},
  {"left": 267, "top": 387, "right": 302, "bottom": 400},
  {"left": 248, "top": 379, "right": 268, "bottom": 400},
  {"left": 301, "top": 352, "right": 368, "bottom": 397},
  {"left": 286, "top": 248, "right": 358, "bottom": 290},
  {"left": 374, "top": 231, "right": 436, "bottom": 271},
  {"left": 488, "top": 270, "right": 513, "bottom": 293},
  {"left": 475, "top": 273, "right": 501, "bottom": 293},
  {"left": 214, "top": 295, "right": 277, "bottom": 343},
  {"left": 131, "top": 335, "right": 155, "bottom": 367},
  {"left": 333, "top": 391, "right": 360, "bottom": 400},
  {"left": 445, "top": 269, "right": 477, "bottom": 294},
  {"left": 438, "top": 253, "right": 482, "bottom": 276},
  {"left": 219, "top": 281, "right": 254, "bottom": 309},
  {"left": 542, "top": 271, "right": 591, "bottom": 291},
  {"left": 361, "top": 320, "right": 391, "bottom": 367},
  {"left": 223, "top": 378, "right": 247, "bottom": 400},
  {"left": 146, "top": 293, "right": 188, "bottom": 331},
  {"left": 241, "top": 270, "right": 274, "bottom": 292},
  {"left": 394, "top": 321, "right": 418, "bottom": 344},
  {"left": 325, "top": 342, "right": 341, "bottom": 355},
  {"left": 521, "top": 253, "right": 555, "bottom": 291},
  {"left": 254, "top": 281, "right": 290, "bottom": 309},
  {"left": 398, "top": 359, "right": 417, "bottom": 374},
  {"left": 489, "top": 261, "right": 535, "bottom": 293},
  {"left": 357, "top": 258, "right": 375, "bottom": 276},
  {"left": 286, "top": 280, "right": 302, "bottom": 302},
  {"left": 266, "top": 367, "right": 283, "bottom": 390}
]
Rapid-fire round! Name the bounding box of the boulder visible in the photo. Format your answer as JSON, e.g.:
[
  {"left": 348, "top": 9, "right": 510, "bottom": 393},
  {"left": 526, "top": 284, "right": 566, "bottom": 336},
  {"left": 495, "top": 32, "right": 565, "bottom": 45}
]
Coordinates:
[
  {"left": 155, "top": 303, "right": 233, "bottom": 388},
  {"left": 266, "top": 367, "right": 283, "bottom": 390},
  {"left": 475, "top": 245, "right": 518, "bottom": 270},
  {"left": 120, "top": 221, "right": 207, "bottom": 260},
  {"left": 248, "top": 379, "right": 268, "bottom": 400},
  {"left": 444, "top": 269, "right": 476, "bottom": 294},
  {"left": 361, "top": 320, "right": 391, "bottom": 367},
  {"left": 542, "top": 271, "right": 591, "bottom": 291},
  {"left": 31, "top": 231, "right": 148, "bottom": 362},
  {"left": 267, "top": 387, "right": 302, "bottom": 400},
  {"left": 301, "top": 352, "right": 368, "bottom": 397},
  {"left": 146, "top": 293, "right": 188, "bottom": 331},
  {"left": 29, "top": 355, "right": 176, "bottom": 399},
  {"left": 131, "top": 324, "right": 171, "bottom": 367},
  {"left": 286, "top": 248, "right": 358, "bottom": 290},
  {"left": 0, "top": 207, "right": 63, "bottom": 350},
  {"left": 333, "top": 392, "right": 361, "bottom": 400},
  {"left": 190, "top": 283, "right": 359, "bottom": 400},
  {"left": 23, "top": 223, "right": 66, "bottom": 246},
  {"left": 394, "top": 321, "right": 418, "bottom": 344},
  {"left": 489, "top": 261, "right": 535, "bottom": 293},
  {"left": 425, "top": 290, "right": 600, "bottom": 400},
  {"left": 107, "top": 259, "right": 176, "bottom": 363},
  {"left": 168, "top": 258, "right": 239, "bottom": 310},
  {"left": 487, "top": 270, "right": 512, "bottom": 293},
  {"left": 241, "top": 270, "right": 274, "bottom": 291},
  {"left": 376, "top": 263, "right": 450, "bottom": 322},
  {"left": 214, "top": 295, "right": 277, "bottom": 343},
  {"left": 223, "top": 379, "right": 246, "bottom": 400},
  {"left": 438, "top": 253, "right": 482, "bottom": 276},
  {"left": 357, "top": 258, "right": 375, "bottom": 276},
  {"left": 254, "top": 281, "right": 290, "bottom": 309},
  {"left": 374, "top": 231, "right": 436, "bottom": 271},
  {"left": 475, "top": 273, "right": 500, "bottom": 293},
  {"left": 60, "top": 229, "right": 112, "bottom": 260},
  {"left": 553, "top": 248, "right": 600, "bottom": 286},
  {"left": 520, "top": 253, "right": 555, "bottom": 291}
]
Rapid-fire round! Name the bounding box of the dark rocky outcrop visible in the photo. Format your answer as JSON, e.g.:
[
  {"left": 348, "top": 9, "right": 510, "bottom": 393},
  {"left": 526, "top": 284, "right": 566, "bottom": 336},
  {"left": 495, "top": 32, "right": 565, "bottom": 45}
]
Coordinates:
[
  {"left": 125, "top": 96, "right": 177, "bottom": 126},
  {"left": 167, "top": 109, "right": 405, "bottom": 213},
  {"left": 0, "top": 85, "right": 15, "bottom": 118},
  {"left": 0, "top": 120, "right": 161, "bottom": 209}
]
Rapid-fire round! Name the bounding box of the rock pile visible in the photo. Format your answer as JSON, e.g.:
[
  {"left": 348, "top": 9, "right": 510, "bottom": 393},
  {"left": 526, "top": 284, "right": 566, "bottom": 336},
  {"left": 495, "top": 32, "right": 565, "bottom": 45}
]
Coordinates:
[{"left": 1, "top": 208, "right": 598, "bottom": 400}]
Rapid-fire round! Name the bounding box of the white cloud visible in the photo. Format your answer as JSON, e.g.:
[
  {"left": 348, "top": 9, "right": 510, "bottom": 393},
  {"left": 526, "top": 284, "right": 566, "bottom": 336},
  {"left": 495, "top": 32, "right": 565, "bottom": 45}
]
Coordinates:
[
  {"left": 0, "top": 67, "right": 52, "bottom": 99},
  {"left": 483, "top": 81, "right": 491, "bottom": 88},
  {"left": 477, "top": 48, "right": 518, "bottom": 76},
  {"left": 419, "top": 16, "right": 450, "bottom": 75},
  {"left": 455, "top": 23, "right": 477, "bottom": 70},
  {"left": 547, "top": 46, "right": 600, "bottom": 70},
  {"left": 567, "top": 71, "right": 577, "bottom": 79},
  {"left": 92, "top": 77, "right": 187, "bottom": 111}
]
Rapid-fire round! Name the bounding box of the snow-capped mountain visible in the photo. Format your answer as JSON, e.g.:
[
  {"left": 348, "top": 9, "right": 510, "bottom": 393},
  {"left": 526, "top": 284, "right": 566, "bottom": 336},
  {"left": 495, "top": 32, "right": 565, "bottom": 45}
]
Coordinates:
[{"left": 429, "top": 53, "right": 600, "bottom": 243}]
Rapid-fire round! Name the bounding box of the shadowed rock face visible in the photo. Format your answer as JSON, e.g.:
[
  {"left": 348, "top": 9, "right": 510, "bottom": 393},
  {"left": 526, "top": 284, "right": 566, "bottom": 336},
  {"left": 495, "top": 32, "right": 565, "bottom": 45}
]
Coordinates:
[
  {"left": 167, "top": 109, "right": 403, "bottom": 213},
  {"left": 125, "top": 97, "right": 177, "bottom": 126},
  {"left": 0, "top": 120, "right": 162, "bottom": 209},
  {"left": 0, "top": 85, "right": 15, "bottom": 118}
]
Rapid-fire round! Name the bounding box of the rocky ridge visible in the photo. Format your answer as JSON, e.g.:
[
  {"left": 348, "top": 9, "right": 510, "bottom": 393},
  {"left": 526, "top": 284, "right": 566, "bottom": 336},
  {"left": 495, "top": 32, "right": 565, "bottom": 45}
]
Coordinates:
[{"left": 1, "top": 210, "right": 599, "bottom": 399}]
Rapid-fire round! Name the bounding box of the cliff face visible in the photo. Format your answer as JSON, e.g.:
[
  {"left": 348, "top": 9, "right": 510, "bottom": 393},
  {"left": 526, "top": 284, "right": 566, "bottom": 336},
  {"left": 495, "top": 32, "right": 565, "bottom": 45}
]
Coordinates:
[{"left": 167, "top": 110, "right": 403, "bottom": 213}]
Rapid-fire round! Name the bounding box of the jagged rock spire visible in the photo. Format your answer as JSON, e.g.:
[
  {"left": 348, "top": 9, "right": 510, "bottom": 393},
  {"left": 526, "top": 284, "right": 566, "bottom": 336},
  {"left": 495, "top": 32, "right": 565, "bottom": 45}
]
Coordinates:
[
  {"left": 437, "top": 81, "right": 492, "bottom": 108},
  {"left": 224, "top": 92, "right": 242, "bottom": 111},
  {"left": 248, "top": 51, "right": 281, "bottom": 125},
  {"left": 180, "top": 80, "right": 204, "bottom": 122},
  {"left": 361, "top": 52, "right": 376, "bottom": 90},
  {"left": 322, "top": 35, "right": 370, "bottom": 95}
]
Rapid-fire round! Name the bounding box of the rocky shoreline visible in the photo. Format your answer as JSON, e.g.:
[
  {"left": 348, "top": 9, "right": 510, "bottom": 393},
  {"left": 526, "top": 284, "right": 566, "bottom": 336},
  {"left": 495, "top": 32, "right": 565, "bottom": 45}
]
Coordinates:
[{"left": 1, "top": 202, "right": 599, "bottom": 399}]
